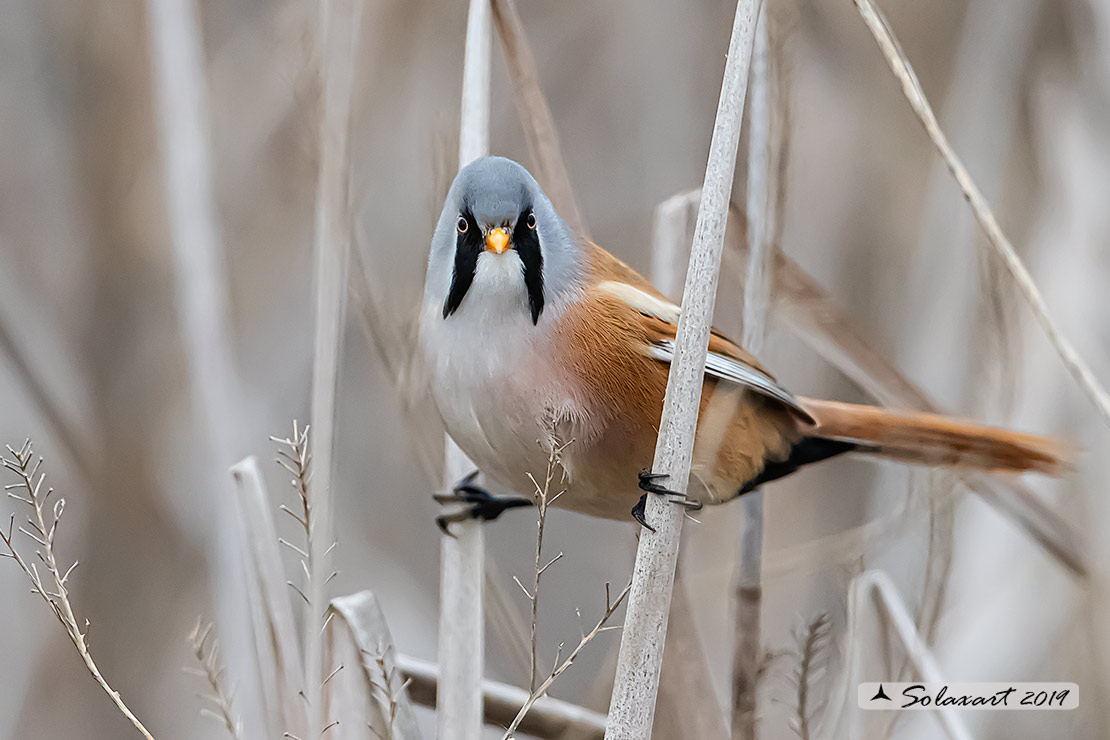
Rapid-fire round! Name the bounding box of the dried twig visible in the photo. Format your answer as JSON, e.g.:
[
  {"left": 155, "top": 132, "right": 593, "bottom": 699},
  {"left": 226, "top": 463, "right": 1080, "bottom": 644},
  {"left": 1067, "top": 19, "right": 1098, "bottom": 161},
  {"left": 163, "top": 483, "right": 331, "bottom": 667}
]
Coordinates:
[
  {"left": 605, "top": 1, "right": 760, "bottom": 735},
  {"left": 852, "top": 0, "right": 1110, "bottom": 429},
  {"left": 516, "top": 439, "right": 570, "bottom": 692},
  {"left": 0, "top": 440, "right": 157, "bottom": 740},
  {"left": 502, "top": 581, "right": 632, "bottom": 739},
  {"left": 188, "top": 619, "right": 244, "bottom": 740}
]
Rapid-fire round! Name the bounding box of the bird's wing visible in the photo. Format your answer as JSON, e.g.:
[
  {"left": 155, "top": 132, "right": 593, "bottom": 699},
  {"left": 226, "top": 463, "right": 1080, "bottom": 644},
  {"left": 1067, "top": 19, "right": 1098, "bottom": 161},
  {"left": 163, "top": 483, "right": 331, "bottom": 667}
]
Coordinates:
[{"left": 594, "top": 277, "right": 815, "bottom": 423}]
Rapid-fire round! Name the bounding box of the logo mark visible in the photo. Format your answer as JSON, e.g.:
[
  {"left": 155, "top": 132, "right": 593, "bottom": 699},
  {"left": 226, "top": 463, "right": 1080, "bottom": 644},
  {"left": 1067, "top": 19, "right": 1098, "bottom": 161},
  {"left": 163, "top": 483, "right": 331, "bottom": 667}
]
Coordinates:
[{"left": 870, "top": 684, "right": 892, "bottom": 702}]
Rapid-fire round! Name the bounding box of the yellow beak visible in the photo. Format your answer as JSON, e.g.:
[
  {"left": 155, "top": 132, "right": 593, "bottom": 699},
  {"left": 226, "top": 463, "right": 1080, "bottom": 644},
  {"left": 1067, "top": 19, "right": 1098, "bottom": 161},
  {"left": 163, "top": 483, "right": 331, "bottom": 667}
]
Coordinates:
[{"left": 485, "top": 227, "right": 511, "bottom": 255}]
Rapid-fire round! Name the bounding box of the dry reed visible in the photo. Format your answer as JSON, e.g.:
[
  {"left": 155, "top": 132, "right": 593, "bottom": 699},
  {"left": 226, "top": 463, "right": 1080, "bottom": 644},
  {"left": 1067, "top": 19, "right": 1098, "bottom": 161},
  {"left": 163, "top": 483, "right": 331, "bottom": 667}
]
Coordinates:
[
  {"left": 605, "top": 1, "right": 760, "bottom": 735},
  {"left": 437, "top": 2, "right": 493, "bottom": 737}
]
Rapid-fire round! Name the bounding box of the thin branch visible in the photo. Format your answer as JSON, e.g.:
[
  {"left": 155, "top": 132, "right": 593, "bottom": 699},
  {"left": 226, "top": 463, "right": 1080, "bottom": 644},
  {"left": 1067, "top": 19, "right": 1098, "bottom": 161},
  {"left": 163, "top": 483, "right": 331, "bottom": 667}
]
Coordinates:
[
  {"left": 1, "top": 441, "right": 157, "bottom": 740},
  {"left": 852, "top": 0, "right": 1110, "bottom": 429},
  {"left": 502, "top": 581, "right": 631, "bottom": 739},
  {"left": 520, "top": 439, "right": 570, "bottom": 693},
  {"left": 605, "top": 1, "right": 760, "bottom": 736}
]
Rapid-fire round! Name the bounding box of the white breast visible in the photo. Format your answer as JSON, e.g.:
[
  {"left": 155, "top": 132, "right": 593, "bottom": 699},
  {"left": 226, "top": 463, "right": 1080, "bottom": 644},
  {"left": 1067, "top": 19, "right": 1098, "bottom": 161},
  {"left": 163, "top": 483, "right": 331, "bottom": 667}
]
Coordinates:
[{"left": 419, "top": 252, "right": 587, "bottom": 493}]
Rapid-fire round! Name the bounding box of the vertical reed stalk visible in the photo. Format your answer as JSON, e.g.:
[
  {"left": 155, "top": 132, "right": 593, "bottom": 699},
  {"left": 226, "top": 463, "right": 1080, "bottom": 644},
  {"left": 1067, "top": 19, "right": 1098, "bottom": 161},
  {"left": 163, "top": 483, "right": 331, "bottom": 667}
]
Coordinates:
[
  {"left": 605, "top": 1, "right": 761, "bottom": 735},
  {"left": 438, "top": 4, "right": 492, "bottom": 737}
]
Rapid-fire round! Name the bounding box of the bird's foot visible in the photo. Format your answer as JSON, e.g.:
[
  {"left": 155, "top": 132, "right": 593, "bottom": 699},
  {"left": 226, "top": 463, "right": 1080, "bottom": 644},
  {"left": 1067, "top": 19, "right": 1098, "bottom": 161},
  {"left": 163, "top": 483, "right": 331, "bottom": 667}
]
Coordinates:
[
  {"left": 434, "top": 470, "right": 533, "bottom": 535},
  {"left": 632, "top": 470, "right": 703, "bottom": 529}
]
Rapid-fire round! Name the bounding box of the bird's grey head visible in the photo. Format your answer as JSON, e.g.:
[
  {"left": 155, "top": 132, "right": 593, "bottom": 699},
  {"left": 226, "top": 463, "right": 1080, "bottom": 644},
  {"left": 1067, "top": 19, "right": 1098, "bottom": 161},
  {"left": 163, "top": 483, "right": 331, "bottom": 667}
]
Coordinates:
[{"left": 424, "top": 156, "right": 581, "bottom": 326}]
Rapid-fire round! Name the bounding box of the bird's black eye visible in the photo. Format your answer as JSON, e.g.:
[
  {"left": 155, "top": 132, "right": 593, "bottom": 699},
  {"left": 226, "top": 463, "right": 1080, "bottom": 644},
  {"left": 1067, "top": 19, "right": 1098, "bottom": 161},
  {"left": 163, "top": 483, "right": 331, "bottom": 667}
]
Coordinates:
[
  {"left": 526, "top": 212, "right": 537, "bottom": 230},
  {"left": 456, "top": 215, "right": 468, "bottom": 233}
]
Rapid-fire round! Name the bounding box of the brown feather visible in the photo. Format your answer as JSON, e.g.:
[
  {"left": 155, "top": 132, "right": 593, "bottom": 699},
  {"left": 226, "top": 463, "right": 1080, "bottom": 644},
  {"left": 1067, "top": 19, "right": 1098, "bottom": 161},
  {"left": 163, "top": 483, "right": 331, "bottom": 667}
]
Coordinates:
[{"left": 800, "top": 398, "right": 1070, "bottom": 475}]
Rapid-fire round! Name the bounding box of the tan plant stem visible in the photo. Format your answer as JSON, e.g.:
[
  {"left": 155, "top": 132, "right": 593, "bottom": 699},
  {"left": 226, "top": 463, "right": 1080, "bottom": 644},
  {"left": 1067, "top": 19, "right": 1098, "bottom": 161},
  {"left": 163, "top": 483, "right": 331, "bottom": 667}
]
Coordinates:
[{"left": 1, "top": 442, "right": 156, "bottom": 740}]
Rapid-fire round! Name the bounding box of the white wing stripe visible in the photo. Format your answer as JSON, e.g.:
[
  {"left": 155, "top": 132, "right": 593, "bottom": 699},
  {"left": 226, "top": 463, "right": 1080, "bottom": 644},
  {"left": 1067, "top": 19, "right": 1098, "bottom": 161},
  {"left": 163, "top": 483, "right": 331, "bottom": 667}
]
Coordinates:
[{"left": 648, "top": 339, "right": 812, "bottom": 419}]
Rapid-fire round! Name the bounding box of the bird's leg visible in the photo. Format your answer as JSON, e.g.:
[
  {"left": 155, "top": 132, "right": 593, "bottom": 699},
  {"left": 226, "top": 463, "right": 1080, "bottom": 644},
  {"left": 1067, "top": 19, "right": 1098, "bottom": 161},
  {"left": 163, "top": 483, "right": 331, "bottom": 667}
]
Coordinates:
[
  {"left": 434, "top": 470, "right": 533, "bottom": 535},
  {"left": 632, "top": 470, "right": 703, "bottom": 530}
]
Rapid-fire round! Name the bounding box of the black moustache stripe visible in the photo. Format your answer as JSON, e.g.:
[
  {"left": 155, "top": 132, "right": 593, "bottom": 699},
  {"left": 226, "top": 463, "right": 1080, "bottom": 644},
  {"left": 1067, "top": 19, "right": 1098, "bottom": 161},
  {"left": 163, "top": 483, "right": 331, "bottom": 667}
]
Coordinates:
[
  {"left": 442, "top": 208, "right": 545, "bottom": 324},
  {"left": 514, "top": 209, "right": 544, "bottom": 325},
  {"left": 443, "top": 210, "right": 482, "bottom": 319}
]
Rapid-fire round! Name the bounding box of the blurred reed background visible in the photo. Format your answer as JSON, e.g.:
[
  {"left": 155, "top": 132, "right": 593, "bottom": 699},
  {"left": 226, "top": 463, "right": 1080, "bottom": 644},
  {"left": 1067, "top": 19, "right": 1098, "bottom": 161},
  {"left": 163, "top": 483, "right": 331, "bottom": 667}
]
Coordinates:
[{"left": 1, "top": 0, "right": 1108, "bottom": 738}]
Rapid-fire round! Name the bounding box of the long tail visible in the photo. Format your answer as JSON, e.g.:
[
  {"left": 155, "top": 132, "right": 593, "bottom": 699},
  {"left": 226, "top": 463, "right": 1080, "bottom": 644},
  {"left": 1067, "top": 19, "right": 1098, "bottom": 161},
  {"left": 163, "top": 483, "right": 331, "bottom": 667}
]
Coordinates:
[{"left": 798, "top": 398, "right": 1069, "bottom": 476}]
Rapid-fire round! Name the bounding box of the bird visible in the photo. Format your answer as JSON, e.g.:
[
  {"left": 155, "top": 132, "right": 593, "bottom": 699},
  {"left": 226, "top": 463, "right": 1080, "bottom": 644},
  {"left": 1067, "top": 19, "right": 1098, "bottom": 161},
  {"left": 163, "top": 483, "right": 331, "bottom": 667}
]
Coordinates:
[{"left": 419, "top": 156, "right": 1067, "bottom": 532}]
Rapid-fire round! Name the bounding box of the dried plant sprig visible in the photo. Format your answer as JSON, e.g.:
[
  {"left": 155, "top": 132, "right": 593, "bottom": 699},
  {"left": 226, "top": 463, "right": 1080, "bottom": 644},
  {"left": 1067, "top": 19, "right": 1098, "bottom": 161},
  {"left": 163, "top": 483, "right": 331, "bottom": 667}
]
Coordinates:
[
  {"left": 787, "top": 612, "right": 830, "bottom": 740},
  {"left": 271, "top": 422, "right": 340, "bottom": 740},
  {"left": 187, "top": 619, "right": 243, "bottom": 740},
  {"left": 501, "top": 580, "right": 632, "bottom": 739},
  {"left": 0, "top": 440, "right": 157, "bottom": 740},
  {"left": 852, "top": 0, "right": 1110, "bottom": 429},
  {"left": 365, "top": 645, "right": 412, "bottom": 740},
  {"left": 272, "top": 421, "right": 318, "bottom": 605},
  {"left": 516, "top": 438, "right": 571, "bottom": 693}
]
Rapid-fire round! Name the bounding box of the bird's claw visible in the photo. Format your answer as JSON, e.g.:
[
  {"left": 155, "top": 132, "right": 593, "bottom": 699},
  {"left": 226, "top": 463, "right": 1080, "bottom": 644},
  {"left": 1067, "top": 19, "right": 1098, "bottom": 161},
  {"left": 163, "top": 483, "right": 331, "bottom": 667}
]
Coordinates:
[
  {"left": 631, "top": 494, "right": 656, "bottom": 533},
  {"left": 631, "top": 471, "right": 703, "bottom": 529},
  {"left": 434, "top": 470, "right": 532, "bottom": 535}
]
